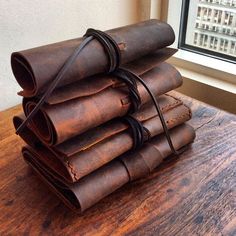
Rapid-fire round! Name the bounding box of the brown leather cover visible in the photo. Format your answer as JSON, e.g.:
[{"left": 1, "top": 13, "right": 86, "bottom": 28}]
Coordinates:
[
  {"left": 22, "top": 62, "right": 182, "bottom": 145},
  {"left": 14, "top": 94, "right": 192, "bottom": 183},
  {"left": 11, "top": 19, "right": 175, "bottom": 97},
  {"left": 22, "top": 124, "right": 195, "bottom": 212},
  {"left": 11, "top": 19, "right": 196, "bottom": 213}
]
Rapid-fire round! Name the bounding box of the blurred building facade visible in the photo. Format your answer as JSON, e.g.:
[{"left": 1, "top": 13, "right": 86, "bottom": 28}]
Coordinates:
[{"left": 191, "top": 0, "right": 236, "bottom": 56}]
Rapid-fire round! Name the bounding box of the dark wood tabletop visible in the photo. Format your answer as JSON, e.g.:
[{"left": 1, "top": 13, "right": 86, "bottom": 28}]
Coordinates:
[{"left": 0, "top": 91, "right": 235, "bottom": 236}]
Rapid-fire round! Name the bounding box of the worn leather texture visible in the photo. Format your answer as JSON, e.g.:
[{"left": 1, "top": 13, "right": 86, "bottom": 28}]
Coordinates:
[
  {"left": 11, "top": 19, "right": 175, "bottom": 97},
  {"left": 22, "top": 61, "right": 182, "bottom": 145},
  {"left": 14, "top": 94, "right": 192, "bottom": 183},
  {"left": 11, "top": 19, "right": 196, "bottom": 212},
  {"left": 22, "top": 124, "right": 195, "bottom": 212}
]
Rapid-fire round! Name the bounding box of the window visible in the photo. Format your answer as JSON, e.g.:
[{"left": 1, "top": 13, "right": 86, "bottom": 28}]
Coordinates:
[
  {"left": 178, "top": 0, "right": 236, "bottom": 63},
  {"left": 165, "top": 0, "right": 236, "bottom": 94}
]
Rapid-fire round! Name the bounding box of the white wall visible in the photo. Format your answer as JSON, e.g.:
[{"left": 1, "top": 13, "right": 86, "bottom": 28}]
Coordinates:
[{"left": 0, "top": 0, "right": 139, "bottom": 111}]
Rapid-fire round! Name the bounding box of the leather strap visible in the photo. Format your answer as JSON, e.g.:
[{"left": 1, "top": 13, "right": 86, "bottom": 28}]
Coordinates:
[{"left": 120, "top": 143, "right": 164, "bottom": 181}]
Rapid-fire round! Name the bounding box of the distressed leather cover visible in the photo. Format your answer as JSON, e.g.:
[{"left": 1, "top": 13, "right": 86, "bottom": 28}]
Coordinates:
[
  {"left": 11, "top": 19, "right": 175, "bottom": 97},
  {"left": 10, "top": 19, "right": 196, "bottom": 213},
  {"left": 22, "top": 62, "right": 182, "bottom": 145},
  {"left": 22, "top": 124, "right": 195, "bottom": 212},
  {"left": 14, "top": 94, "right": 192, "bottom": 183}
]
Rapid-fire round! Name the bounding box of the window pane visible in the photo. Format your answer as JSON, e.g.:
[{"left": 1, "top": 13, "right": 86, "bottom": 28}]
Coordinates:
[{"left": 180, "top": 0, "right": 236, "bottom": 62}]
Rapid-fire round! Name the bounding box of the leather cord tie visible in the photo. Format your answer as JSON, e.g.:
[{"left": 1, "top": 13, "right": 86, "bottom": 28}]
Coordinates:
[
  {"left": 84, "top": 29, "right": 121, "bottom": 72},
  {"left": 112, "top": 68, "right": 141, "bottom": 113},
  {"left": 118, "top": 68, "right": 181, "bottom": 156},
  {"left": 16, "top": 29, "right": 121, "bottom": 135},
  {"left": 123, "top": 115, "right": 151, "bottom": 151}
]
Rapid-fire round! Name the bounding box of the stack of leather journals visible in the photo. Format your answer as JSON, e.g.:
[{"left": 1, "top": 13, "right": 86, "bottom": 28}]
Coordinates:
[{"left": 11, "top": 20, "right": 195, "bottom": 212}]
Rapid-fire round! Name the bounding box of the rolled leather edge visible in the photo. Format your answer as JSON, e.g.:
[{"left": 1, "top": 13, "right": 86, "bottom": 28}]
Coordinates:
[
  {"left": 13, "top": 114, "right": 40, "bottom": 148},
  {"left": 22, "top": 62, "right": 183, "bottom": 145},
  {"left": 22, "top": 124, "right": 195, "bottom": 212},
  {"left": 13, "top": 114, "right": 76, "bottom": 183},
  {"left": 11, "top": 19, "right": 175, "bottom": 97}
]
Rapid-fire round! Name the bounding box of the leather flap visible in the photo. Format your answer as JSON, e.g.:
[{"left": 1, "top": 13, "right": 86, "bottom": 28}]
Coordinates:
[
  {"left": 133, "top": 94, "right": 182, "bottom": 122},
  {"left": 45, "top": 75, "right": 116, "bottom": 105},
  {"left": 42, "top": 48, "right": 178, "bottom": 105}
]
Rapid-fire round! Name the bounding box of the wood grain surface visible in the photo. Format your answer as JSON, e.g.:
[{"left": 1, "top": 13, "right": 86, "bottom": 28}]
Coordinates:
[{"left": 0, "top": 91, "right": 235, "bottom": 236}]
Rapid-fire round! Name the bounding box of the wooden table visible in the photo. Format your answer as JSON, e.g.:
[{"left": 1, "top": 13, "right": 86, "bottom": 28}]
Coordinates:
[{"left": 0, "top": 92, "right": 235, "bottom": 236}]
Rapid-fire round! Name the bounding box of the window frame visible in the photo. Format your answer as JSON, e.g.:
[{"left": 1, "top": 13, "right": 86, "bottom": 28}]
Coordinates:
[
  {"left": 178, "top": 0, "right": 236, "bottom": 64},
  {"left": 158, "top": 0, "right": 236, "bottom": 94}
]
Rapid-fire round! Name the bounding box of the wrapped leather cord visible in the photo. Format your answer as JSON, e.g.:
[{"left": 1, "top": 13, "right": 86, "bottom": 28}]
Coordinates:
[
  {"left": 85, "top": 29, "right": 121, "bottom": 72},
  {"left": 123, "top": 115, "right": 151, "bottom": 151},
  {"left": 112, "top": 69, "right": 141, "bottom": 113},
  {"left": 118, "top": 67, "right": 183, "bottom": 156}
]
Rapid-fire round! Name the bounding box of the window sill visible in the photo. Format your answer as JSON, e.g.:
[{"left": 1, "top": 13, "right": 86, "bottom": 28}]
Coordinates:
[{"left": 167, "top": 49, "right": 236, "bottom": 94}]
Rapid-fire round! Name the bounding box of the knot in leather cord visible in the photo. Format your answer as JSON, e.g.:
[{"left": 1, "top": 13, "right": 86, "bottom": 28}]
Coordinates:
[
  {"left": 119, "top": 67, "right": 182, "bottom": 156},
  {"left": 112, "top": 68, "right": 141, "bottom": 113},
  {"left": 123, "top": 115, "right": 151, "bottom": 151},
  {"left": 84, "top": 28, "right": 121, "bottom": 73}
]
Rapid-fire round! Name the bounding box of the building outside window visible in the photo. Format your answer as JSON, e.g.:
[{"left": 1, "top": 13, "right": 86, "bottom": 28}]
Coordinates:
[{"left": 179, "top": 0, "right": 236, "bottom": 62}]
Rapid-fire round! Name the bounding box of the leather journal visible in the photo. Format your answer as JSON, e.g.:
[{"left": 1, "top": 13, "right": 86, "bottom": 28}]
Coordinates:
[
  {"left": 11, "top": 19, "right": 196, "bottom": 212},
  {"left": 14, "top": 93, "right": 192, "bottom": 183}
]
